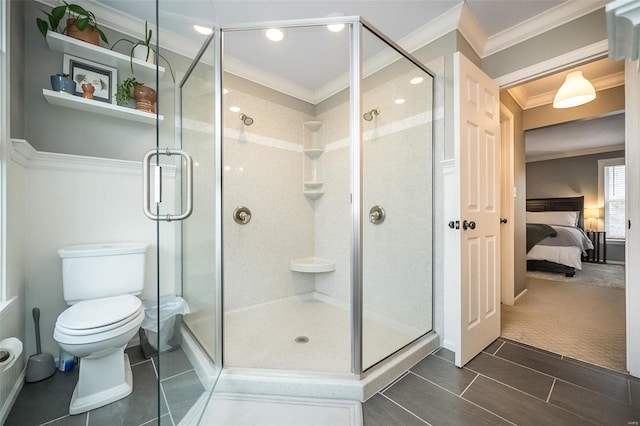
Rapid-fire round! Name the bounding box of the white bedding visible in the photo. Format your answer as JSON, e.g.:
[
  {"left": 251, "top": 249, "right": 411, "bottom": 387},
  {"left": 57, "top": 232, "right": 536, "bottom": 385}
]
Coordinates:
[{"left": 526, "top": 245, "right": 584, "bottom": 270}]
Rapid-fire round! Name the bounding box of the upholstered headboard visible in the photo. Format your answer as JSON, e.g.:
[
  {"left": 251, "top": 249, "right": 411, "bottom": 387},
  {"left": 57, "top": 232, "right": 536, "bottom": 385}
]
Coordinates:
[{"left": 526, "top": 196, "right": 585, "bottom": 230}]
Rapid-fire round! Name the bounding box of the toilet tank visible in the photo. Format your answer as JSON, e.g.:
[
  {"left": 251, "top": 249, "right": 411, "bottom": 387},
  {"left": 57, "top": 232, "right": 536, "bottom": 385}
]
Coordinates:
[{"left": 58, "top": 242, "right": 148, "bottom": 305}]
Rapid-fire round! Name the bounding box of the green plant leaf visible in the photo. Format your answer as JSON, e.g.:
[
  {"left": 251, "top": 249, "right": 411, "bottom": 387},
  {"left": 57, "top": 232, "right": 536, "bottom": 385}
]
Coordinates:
[
  {"left": 97, "top": 28, "right": 108, "bottom": 44},
  {"left": 67, "top": 4, "right": 90, "bottom": 17},
  {"left": 74, "top": 16, "right": 89, "bottom": 31},
  {"left": 36, "top": 18, "right": 49, "bottom": 38},
  {"left": 51, "top": 5, "right": 66, "bottom": 24}
]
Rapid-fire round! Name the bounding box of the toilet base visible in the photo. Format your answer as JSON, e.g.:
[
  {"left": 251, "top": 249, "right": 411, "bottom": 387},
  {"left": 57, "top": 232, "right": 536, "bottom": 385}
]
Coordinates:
[{"left": 69, "top": 352, "right": 133, "bottom": 415}]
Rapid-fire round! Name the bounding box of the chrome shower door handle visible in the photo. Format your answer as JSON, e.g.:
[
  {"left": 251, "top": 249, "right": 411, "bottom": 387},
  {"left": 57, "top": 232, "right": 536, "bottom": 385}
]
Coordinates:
[{"left": 143, "top": 148, "right": 193, "bottom": 222}]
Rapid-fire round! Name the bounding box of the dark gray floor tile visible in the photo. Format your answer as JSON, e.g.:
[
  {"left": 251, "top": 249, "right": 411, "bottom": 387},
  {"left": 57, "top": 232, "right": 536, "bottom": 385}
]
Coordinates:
[
  {"left": 410, "top": 354, "right": 477, "bottom": 395},
  {"left": 482, "top": 339, "right": 504, "bottom": 355},
  {"left": 88, "top": 361, "right": 166, "bottom": 426},
  {"left": 464, "top": 375, "right": 595, "bottom": 426},
  {"left": 125, "top": 345, "right": 148, "bottom": 366},
  {"left": 465, "top": 352, "right": 554, "bottom": 400},
  {"left": 550, "top": 379, "right": 640, "bottom": 425},
  {"left": 383, "top": 372, "right": 511, "bottom": 426},
  {"left": 631, "top": 380, "right": 640, "bottom": 408},
  {"left": 154, "top": 348, "right": 193, "bottom": 380},
  {"left": 161, "top": 370, "right": 205, "bottom": 424},
  {"left": 498, "top": 338, "right": 562, "bottom": 358},
  {"left": 41, "top": 413, "right": 88, "bottom": 426},
  {"left": 5, "top": 369, "right": 79, "bottom": 426},
  {"left": 562, "top": 355, "right": 629, "bottom": 379},
  {"left": 433, "top": 347, "right": 455, "bottom": 362},
  {"left": 496, "top": 342, "right": 629, "bottom": 402},
  {"left": 363, "top": 393, "right": 427, "bottom": 426},
  {"left": 139, "top": 414, "right": 171, "bottom": 426}
]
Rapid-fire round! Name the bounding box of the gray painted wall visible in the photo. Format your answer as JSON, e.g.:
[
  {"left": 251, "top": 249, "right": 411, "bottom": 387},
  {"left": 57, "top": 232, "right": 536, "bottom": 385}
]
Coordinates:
[
  {"left": 526, "top": 150, "right": 626, "bottom": 263},
  {"left": 10, "top": 0, "right": 24, "bottom": 139},
  {"left": 501, "top": 91, "right": 528, "bottom": 297}
]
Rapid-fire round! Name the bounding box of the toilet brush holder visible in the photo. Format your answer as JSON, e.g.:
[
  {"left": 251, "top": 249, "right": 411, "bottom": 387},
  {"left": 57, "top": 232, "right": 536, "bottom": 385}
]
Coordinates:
[{"left": 25, "top": 307, "right": 56, "bottom": 382}]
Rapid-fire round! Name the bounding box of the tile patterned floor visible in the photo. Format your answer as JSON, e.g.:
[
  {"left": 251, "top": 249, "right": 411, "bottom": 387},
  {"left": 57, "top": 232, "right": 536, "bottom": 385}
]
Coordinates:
[
  {"left": 5, "top": 346, "right": 204, "bottom": 426},
  {"left": 363, "top": 338, "right": 640, "bottom": 426},
  {"left": 8, "top": 339, "right": 640, "bottom": 425}
]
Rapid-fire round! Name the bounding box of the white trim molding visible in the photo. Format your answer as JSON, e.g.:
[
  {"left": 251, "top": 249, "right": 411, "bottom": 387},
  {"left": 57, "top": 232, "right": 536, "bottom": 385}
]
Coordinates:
[
  {"left": 526, "top": 144, "right": 625, "bottom": 163},
  {"left": 484, "top": 1, "right": 607, "bottom": 57},
  {"left": 625, "top": 59, "right": 640, "bottom": 377},
  {"left": 495, "top": 40, "right": 609, "bottom": 88}
]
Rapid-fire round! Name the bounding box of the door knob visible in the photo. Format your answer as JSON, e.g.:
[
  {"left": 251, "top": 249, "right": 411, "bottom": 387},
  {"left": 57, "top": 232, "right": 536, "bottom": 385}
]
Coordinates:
[
  {"left": 462, "top": 220, "right": 476, "bottom": 230},
  {"left": 500, "top": 218, "right": 508, "bottom": 224}
]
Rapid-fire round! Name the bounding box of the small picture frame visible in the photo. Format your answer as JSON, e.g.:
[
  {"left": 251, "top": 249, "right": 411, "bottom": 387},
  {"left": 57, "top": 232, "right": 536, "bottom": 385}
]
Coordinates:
[{"left": 63, "top": 54, "right": 117, "bottom": 104}]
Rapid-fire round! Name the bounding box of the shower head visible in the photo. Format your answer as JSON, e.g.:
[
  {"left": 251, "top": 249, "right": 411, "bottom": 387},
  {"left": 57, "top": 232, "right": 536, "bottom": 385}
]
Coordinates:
[
  {"left": 240, "top": 113, "right": 254, "bottom": 126},
  {"left": 363, "top": 108, "right": 380, "bottom": 121}
]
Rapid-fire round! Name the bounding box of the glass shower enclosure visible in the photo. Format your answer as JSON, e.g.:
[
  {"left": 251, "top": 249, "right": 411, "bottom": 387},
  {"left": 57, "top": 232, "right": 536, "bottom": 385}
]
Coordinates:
[{"left": 160, "top": 13, "right": 435, "bottom": 424}]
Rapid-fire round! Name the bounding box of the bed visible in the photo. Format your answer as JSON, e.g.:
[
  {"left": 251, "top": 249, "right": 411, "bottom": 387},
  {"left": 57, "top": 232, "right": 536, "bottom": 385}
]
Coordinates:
[{"left": 526, "top": 196, "right": 594, "bottom": 277}]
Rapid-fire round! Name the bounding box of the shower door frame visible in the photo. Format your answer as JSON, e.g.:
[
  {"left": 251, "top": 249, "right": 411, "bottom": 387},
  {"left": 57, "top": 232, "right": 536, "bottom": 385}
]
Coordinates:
[{"left": 213, "top": 16, "right": 436, "bottom": 376}]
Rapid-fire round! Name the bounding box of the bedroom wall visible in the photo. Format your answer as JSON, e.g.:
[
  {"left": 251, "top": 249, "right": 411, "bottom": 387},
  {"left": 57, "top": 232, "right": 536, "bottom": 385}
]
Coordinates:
[
  {"left": 501, "top": 91, "right": 527, "bottom": 297},
  {"left": 526, "top": 150, "right": 625, "bottom": 263}
]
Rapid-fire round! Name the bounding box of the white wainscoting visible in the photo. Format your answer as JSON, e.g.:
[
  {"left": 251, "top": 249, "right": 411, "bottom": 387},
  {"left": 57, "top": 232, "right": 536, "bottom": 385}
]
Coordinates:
[{"left": 12, "top": 139, "right": 177, "bottom": 360}]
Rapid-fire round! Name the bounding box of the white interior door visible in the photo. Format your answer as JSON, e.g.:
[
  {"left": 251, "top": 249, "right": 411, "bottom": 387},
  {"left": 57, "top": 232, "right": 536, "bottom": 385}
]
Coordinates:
[{"left": 453, "top": 52, "right": 501, "bottom": 367}]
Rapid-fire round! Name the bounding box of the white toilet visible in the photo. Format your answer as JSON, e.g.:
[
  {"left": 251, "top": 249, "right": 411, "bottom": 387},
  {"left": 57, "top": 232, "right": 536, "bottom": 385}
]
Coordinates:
[{"left": 53, "top": 242, "right": 148, "bottom": 415}]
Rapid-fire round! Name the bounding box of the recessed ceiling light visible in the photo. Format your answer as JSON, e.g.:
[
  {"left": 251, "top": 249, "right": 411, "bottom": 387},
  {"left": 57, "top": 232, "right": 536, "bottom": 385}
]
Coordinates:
[
  {"left": 326, "top": 12, "right": 346, "bottom": 32},
  {"left": 265, "top": 28, "right": 286, "bottom": 42},
  {"left": 193, "top": 25, "right": 213, "bottom": 35},
  {"left": 394, "top": 98, "right": 406, "bottom": 104},
  {"left": 229, "top": 106, "right": 240, "bottom": 112},
  {"left": 410, "top": 77, "right": 424, "bottom": 85}
]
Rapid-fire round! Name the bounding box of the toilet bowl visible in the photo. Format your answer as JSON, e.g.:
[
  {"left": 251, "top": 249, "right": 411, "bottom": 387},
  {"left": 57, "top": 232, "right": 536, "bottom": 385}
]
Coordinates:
[
  {"left": 53, "top": 242, "right": 148, "bottom": 414},
  {"left": 54, "top": 294, "right": 145, "bottom": 414}
]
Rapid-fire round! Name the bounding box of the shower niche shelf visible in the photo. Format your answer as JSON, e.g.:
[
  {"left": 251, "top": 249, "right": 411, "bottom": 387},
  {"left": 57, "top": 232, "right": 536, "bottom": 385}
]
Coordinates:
[
  {"left": 290, "top": 257, "right": 336, "bottom": 273},
  {"left": 302, "top": 121, "right": 326, "bottom": 200}
]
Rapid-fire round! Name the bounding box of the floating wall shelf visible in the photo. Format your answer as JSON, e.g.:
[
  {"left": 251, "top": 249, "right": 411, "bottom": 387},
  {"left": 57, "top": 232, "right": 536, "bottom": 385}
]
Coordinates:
[
  {"left": 46, "top": 32, "right": 165, "bottom": 83},
  {"left": 43, "top": 89, "right": 163, "bottom": 125}
]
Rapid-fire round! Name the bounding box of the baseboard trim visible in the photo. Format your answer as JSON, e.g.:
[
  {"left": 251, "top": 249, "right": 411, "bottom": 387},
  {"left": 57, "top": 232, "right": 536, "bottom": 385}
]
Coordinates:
[
  {"left": 0, "top": 368, "right": 25, "bottom": 425},
  {"left": 514, "top": 289, "right": 528, "bottom": 303}
]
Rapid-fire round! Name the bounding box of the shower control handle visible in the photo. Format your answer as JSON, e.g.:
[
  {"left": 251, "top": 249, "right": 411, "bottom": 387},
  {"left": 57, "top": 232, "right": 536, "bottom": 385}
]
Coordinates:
[
  {"left": 233, "top": 206, "right": 252, "bottom": 224},
  {"left": 462, "top": 220, "right": 476, "bottom": 230},
  {"left": 369, "top": 205, "right": 386, "bottom": 225}
]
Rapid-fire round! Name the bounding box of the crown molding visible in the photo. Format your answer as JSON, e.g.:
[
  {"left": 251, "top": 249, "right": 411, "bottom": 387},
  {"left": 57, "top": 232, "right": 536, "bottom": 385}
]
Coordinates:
[
  {"left": 457, "top": 3, "right": 487, "bottom": 57},
  {"left": 224, "top": 56, "right": 315, "bottom": 104},
  {"left": 506, "top": 86, "right": 529, "bottom": 110},
  {"left": 526, "top": 143, "right": 625, "bottom": 163},
  {"left": 483, "top": 1, "right": 608, "bottom": 58},
  {"left": 495, "top": 40, "right": 609, "bottom": 88},
  {"left": 397, "top": 3, "right": 463, "bottom": 54}
]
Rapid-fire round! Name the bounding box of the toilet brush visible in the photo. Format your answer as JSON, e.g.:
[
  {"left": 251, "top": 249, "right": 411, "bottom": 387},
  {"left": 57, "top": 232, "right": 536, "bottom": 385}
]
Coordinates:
[{"left": 25, "top": 307, "right": 56, "bottom": 382}]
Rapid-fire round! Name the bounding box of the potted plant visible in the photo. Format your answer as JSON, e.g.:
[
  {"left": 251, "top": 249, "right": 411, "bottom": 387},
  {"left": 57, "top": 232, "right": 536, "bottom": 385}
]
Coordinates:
[
  {"left": 36, "top": 1, "right": 108, "bottom": 46},
  {"left": 111, "top": 21, "right": 175, "bottom": 81},
  {"left": 50, "top": 73, "right": 76, "bottom": 95},
  {"left": 115, "top": 77, "right": 157, "bottom": 113}
]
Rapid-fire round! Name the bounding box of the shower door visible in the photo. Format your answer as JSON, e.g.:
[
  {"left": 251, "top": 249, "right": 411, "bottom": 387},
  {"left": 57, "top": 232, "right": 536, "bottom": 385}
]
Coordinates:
[{"left": 361, "top": 25, "right": 435, "bottom": 370}]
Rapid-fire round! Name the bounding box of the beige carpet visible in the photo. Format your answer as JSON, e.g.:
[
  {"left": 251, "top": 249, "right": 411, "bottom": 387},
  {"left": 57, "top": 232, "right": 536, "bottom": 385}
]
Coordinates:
[
  {"left": 525, "top": 262, "right": 625, "bottom": 288},
  {"left": 502, "top": 277, "right": 626, "bottom": 372}
]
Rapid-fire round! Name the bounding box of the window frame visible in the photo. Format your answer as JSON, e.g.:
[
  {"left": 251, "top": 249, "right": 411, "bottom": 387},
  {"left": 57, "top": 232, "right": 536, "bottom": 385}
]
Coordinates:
[{"left": 598, "top": 157, "right": 626, "bottom": 241}]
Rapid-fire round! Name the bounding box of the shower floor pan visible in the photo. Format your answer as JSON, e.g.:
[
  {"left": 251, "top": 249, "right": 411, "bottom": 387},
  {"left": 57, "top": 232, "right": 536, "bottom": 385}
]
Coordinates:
[{"left": 180, "top": 293, "right": 438, "bottom": 400}]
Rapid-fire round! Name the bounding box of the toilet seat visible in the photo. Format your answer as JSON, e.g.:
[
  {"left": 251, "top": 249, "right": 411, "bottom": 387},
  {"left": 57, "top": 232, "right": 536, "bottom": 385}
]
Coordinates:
[{"left": 54, "top": 295, "right": 145, "bottom": 345}]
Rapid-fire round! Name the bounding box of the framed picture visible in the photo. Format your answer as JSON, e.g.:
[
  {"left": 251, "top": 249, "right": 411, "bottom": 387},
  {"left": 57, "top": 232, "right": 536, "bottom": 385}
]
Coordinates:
[{"left": 63, "top": 54, "right": 117, "bottom": 104}]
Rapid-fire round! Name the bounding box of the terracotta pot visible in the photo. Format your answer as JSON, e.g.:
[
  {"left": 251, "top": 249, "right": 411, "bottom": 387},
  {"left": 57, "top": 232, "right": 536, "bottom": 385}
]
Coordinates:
[
  {"left": 66, "top": 18, "right": 99, "bottom": 45},
  {"left": 134, "top": 85, "right": 157, "bottom": 113}
]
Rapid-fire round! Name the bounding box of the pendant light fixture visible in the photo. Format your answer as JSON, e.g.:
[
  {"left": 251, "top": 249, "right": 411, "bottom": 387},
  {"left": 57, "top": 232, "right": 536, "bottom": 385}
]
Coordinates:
[{"left": 552, "top": 71, "right": 596, "bottom": 109}]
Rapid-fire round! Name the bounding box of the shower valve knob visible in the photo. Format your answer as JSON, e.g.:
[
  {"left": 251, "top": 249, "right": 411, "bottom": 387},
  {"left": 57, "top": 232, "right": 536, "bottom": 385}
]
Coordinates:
[{"left": 233, "top": 206, "right": 252, "bottom": 224}]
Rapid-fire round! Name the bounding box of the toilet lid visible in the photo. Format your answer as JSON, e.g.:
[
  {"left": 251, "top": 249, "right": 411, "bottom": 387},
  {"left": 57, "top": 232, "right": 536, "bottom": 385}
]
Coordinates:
[{"left": 57, "top": 295, "right": 142, "bottom": 331}]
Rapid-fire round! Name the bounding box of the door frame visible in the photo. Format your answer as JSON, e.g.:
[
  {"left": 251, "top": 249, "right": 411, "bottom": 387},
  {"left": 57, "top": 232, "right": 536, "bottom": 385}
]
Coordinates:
[
  {"left": 500, "top": 104, "right": 515, "bottom": 306},
  {"left": 493, "top": 40, "right": 638, "bottom": 377}
]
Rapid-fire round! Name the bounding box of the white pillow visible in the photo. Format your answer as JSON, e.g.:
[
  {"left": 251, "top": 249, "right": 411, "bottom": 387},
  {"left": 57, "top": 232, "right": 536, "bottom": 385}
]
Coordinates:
[{"left": 526, "top": 211, "right": 579, "bottom": 227}]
